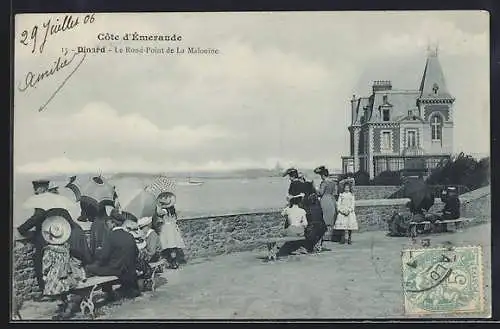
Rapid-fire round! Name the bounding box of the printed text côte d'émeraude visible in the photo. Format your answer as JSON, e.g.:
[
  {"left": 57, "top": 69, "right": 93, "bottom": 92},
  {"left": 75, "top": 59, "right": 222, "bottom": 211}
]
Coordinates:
[{"left": 97, "top": 32, "right": 182, "bottom": 41}]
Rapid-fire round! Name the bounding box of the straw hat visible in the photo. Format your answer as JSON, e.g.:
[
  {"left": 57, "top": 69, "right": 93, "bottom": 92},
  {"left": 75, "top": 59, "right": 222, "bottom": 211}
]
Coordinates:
[
  {"left": 138, "top": 216, "right": 153, "bottom": 228},
  {"left": 313, "top": 166, "right": 329, "bottom": 176},
  {"left": 282, "top": 168, "right": 299, "bottom": 178},
  {"left": 41, "top": 216, "right": 71, "bottom": 245},
  {"left": 157, "top": 192, "right": 176, "bottom": 208}
]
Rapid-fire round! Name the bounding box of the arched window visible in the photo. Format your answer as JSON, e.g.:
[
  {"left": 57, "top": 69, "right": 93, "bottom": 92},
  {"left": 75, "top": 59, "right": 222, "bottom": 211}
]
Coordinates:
[{"left": 431, "top": 115, "right": 443, "bottom": 141}]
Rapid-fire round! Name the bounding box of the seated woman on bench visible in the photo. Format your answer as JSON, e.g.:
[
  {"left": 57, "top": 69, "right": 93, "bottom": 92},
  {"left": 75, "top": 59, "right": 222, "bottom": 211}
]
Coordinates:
[
  {"left": 39, "top": 210, "right": 88, "bottom": 319},
  {"left": 428, "top": 186, "right": 461, "bottom": 233},
  {"left": 276, "top": 195, "right": 308, "bottom": 257},
  {"left": 281, "top": 195, "right": 308, "bottom": 235}
]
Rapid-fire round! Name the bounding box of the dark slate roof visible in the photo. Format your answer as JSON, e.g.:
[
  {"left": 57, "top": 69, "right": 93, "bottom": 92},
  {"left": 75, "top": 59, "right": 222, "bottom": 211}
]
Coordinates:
[
  {"left": 368, "top": 90, "right": 420, "bottom": 123},
  {"left": 352, "top": 97, "right": 370, "bottom": 125},
  {"left": 349, "top": 51, "right": 454, "bottom": 127},
  {"left": 419, "top": 51, "right": 453, "bottom": 100}
]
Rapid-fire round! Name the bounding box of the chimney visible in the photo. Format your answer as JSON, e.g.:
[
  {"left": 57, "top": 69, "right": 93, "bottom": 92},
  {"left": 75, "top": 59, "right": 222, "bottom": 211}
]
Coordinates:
[
  {"left": 372, "top": 80, "right": 392, "bottom": 93},
  {"left": 351, "top": 94, "right": 357, "bottom": 124}
]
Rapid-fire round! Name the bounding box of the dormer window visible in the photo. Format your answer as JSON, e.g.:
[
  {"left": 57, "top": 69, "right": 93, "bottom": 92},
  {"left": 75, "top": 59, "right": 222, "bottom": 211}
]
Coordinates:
[
  {"left": 408, "top": 109, "right": 418, "bottom": 120},
  {"left": 383, "top": 108, "right": 390, "bottom": 121},
  {"left": 432, "top": 83, "right": 439, "bottom": 95}
]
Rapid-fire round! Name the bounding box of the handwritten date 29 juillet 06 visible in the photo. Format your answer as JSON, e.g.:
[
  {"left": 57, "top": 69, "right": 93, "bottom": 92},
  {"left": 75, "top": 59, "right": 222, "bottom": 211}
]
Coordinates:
[{"left": 19, "top": 14, "right": 95, "bottom": 55}]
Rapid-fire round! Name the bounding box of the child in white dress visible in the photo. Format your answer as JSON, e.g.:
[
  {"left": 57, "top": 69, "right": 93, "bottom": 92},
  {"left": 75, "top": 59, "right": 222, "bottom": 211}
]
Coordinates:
[{"left": 333, "top": 179, "right": 358, "bottom": 244}]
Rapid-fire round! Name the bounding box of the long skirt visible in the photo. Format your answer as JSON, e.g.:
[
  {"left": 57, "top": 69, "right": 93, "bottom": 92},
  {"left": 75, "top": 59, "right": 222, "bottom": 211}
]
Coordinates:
[
  {"left": 42, "top": 244, "right": 86, "bottom": 297},
  {"left": 159, "top": 222, "right": 186, "bottom": 249},
  {"left": 333, "top": 212, "right": 358, "bottom": 230},
  {"left": 136, "top": 249, "right": 153, "bottom": 279},
  {"left": 320, "top": 195, "right": 336, "bottom": 226},
  {"left": 305, "top": 221, "right": 327, "bottom": 251}
]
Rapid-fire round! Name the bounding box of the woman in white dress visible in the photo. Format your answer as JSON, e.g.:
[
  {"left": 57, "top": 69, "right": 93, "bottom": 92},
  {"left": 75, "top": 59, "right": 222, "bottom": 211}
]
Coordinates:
[{"left": 333, "top": 178, "right": 358, "bottom": 244}]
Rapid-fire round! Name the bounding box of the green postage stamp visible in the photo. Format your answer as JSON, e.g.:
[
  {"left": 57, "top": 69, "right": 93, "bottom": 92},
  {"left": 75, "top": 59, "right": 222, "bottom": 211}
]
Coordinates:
[{"left": 401, "top": 245, "right": 484, "bottom": 316}]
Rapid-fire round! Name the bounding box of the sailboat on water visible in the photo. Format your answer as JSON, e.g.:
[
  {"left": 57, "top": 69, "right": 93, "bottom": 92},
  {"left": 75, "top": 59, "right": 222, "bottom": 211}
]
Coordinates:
[
  {"left": 188, "top": 176, "right": 204, "bottom": 185},
  {"left": 177, "top": 175, "right": 204, "bottom": 186}
]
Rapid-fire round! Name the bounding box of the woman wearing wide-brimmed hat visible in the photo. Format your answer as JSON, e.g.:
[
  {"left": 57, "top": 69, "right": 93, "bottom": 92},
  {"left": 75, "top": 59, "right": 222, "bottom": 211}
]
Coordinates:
[
  {"left": 314, "top": 166, "right": 337, "bottom": 243},
  {"left": 283, "top": 168, "right": 316, "bottom": 212},
  {"left": 333, "top": 178, "right": 358, "bottom": 244}
]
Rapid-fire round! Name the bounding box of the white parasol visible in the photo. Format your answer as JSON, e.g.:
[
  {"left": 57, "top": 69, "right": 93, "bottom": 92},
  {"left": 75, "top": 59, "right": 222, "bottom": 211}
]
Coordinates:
[{"left": 22, "top": 192, "right": 80, "bottom": 221}]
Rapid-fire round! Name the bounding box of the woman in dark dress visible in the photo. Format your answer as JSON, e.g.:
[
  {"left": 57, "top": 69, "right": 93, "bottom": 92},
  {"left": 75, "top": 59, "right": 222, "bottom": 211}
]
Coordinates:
[
  {"left": 80, "top": 199, "right": 111, "bottom": 260},
  {"left": 283, "top": 168, "right": 316, "bottom": 212},
  {"left": 304, "top": 194, "right": 327, "bottom": 252}
]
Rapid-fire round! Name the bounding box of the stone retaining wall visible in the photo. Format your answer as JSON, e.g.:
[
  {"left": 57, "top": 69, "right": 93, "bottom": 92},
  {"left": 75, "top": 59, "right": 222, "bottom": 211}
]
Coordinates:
[
  {"left": 351, "top": 186, "right": 400, "bottom": 200},
  {"left": 12, "top": 186, "right": 490, "bottom": 302}
]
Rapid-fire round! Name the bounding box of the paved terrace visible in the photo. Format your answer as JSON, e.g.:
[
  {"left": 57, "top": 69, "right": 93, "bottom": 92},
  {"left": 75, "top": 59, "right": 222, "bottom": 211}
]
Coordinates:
[{"left": 18, "top": 223, "right": 491, "bottom": 320}]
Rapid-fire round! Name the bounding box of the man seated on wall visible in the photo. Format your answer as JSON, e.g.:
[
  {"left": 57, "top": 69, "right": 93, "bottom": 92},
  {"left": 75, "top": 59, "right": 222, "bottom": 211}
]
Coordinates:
[
  {"left": 387, "top": 202, "right": 413, "bottom": 237},
  {"left": 387, "top": 198, "right": 433, "bottom": 237},
  {"left": 428, "top": 186, "right": 461, "bottom": 233}
]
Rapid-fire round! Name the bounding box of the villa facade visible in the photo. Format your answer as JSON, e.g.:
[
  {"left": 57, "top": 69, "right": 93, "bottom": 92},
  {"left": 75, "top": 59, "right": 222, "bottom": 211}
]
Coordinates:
[{"left": 341, "top": 49, "right": 454, "bottom": 179}]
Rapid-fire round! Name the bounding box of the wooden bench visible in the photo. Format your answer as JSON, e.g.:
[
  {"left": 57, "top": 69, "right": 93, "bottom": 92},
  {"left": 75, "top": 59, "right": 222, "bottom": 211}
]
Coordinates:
[
  {"left": 68, "top": 260, "right": 166, "bottom": 318},
  {"left": 254, "top": 236, "right": 306, "bottom": 261},
  {"left": 408, "top": 218, "right": 473, "bottom": 238}
]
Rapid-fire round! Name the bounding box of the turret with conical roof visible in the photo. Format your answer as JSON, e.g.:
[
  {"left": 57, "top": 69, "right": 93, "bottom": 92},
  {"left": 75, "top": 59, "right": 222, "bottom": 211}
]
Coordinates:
[{"left": 418, "top": 47, "right": 455, "bottom": 102}]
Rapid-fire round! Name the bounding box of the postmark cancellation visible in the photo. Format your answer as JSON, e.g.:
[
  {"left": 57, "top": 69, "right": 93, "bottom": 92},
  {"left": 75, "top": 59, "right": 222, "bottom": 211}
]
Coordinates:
[{"left": 401, "top": 245, "right": 484, "bottom": 316}]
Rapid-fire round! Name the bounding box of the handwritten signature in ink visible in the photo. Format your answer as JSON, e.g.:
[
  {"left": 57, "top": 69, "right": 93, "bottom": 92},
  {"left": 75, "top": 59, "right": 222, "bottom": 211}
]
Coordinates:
[
  {"left": 18, "top": 49, "right": 87, "bottom": 112},
  {"left": 19, "top": 13, "right": 95, "bottom": 55}
]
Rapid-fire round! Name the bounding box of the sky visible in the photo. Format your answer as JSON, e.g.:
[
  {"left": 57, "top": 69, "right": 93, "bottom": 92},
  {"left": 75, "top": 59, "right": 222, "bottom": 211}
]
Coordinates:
[{"left": 13, "top": 11, "right": 490, "bottom": 174}]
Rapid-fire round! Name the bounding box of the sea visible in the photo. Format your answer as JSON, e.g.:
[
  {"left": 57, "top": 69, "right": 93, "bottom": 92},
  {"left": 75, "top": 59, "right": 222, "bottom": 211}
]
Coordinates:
[{"left": 12, "top": 173, "right": 293, "bottom": 228}]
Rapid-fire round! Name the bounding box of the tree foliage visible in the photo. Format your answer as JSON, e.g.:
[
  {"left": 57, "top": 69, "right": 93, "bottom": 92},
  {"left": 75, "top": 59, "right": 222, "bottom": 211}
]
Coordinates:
[
  {"left": 426, "top": 152, "right": 490, "bottom": 190},
  {"left": 372, "top": 170, "right": 402, "bottom": 186}
]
